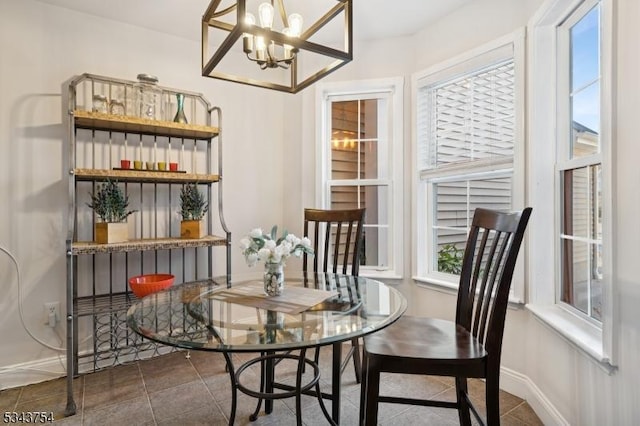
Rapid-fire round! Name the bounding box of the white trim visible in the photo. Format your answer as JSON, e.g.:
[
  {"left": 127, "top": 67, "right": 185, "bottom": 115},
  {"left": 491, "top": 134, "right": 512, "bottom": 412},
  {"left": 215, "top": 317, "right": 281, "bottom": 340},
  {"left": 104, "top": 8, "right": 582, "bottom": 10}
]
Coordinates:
[
  {"left": 413, "top": 30, "right": 522, "bottom": 89},
  {"left": 419, "top": 157, "right": 513, "bottom": 180},
  {"left": 315, "top": 77, "right": 405, "bottom": 278},
  {"left": 0, "top": 356, "right": 66, "bottom": 390},
  {"left": 500, "top": 366, "right": 571, "bottom": 426}
]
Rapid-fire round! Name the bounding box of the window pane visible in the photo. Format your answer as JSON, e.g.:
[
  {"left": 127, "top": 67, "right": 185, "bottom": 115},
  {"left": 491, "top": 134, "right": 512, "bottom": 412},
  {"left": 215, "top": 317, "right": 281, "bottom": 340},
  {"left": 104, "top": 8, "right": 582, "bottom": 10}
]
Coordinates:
[
  {"left": 560, "top": 238, "right": 602, "bottom": 321},
  {"left": 362, "top": 226, "right": 388, "bottom": 268},
  {"left": 561, "top": 165, "right": 602, "bottom": 321},
  {"left": 433, "top": 175, "right": 511, "bottom": 275},
  {"left": 329, "top": 185, "right": 388, "bottom": 270},
  {"left": 435, "top": 176, "right": 512, "bottom": 230},
  {"left": 361, "top": 99, "right": 378, "bottom": 139},
  {"left": 570, "top": 4, "right": 600, "bottom": 155},
  {"left": 363, "top": 185, "right": 388, "bottom": 226},
  {"left": 331, "top": 142, "right": 358, "bottom": 179},
  {"left": 571, "top": 5, "right": 600, "bottom": 92},
  {"left": 571, "top": 82, "right": 600, "bottom": 156},
  {"left": 330, "top": 185, "right": 359, "bottom": 210},
  {"left": 331, "top": 99, "right": 384, "bottom": 180},
  {"left": 562, "top": 165, "right": 602, "bottom": 240},
  {"left": 330, "top": 185, "right": 388, "bottom": 224},
  {"left": 360, "top": 140, "right": 380, "bottom": 179},
  {"left": 428, "top": 61, "right": 515, "bottom": 168},
  {"left": 435, "top": 229, "right": 466, "bottom": 274}
]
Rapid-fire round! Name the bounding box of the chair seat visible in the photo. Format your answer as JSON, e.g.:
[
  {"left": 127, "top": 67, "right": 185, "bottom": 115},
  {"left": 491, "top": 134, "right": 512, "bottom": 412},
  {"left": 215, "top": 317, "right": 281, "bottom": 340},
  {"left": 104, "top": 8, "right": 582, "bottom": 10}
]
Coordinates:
[{"left": 364, "top": 316, "right": 488, "bottom": 377}]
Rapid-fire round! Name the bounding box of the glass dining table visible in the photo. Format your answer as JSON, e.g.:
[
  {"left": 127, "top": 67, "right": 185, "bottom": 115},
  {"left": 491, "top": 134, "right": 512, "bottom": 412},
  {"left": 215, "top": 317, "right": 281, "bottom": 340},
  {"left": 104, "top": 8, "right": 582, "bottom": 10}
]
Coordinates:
[{"left": 126, "top": 273, "right": 407, "bottom": 425}]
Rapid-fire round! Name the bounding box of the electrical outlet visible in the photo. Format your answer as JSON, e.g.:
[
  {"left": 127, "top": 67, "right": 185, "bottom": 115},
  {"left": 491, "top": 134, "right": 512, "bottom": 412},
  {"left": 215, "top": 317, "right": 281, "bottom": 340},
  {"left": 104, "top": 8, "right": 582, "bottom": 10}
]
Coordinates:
[{"left": 44, "top": 302, "right": 60, "bottom": 327}]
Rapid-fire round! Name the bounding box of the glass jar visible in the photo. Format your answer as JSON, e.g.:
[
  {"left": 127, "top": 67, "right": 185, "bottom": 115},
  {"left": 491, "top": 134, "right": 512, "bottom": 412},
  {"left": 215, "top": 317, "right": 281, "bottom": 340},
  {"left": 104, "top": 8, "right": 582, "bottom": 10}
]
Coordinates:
[
  {"left": 92, "top": 94, "right": 108, "bottom": 113},
  {"left": 133, "top": 74, "right": 162, "bottom": 120},
  {"left": 109, "top": 99, "right": 125, "bottom": 115}
]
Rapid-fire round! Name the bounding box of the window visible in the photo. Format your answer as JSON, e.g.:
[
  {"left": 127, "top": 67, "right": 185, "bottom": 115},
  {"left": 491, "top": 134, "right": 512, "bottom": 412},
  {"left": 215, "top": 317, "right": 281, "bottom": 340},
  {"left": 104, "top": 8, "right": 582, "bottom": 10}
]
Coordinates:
[
  {"left": 317, "top": 78, "right": 404, "bottom": 278},
  {"left": 413, "top": 31, "right": 525, "bottom": 298},
  {"left": 557, "top": 0, "right": 604, "bottom": 322},
  {"left": 528, "top": 0, "right": 613, "bottom": 366}
]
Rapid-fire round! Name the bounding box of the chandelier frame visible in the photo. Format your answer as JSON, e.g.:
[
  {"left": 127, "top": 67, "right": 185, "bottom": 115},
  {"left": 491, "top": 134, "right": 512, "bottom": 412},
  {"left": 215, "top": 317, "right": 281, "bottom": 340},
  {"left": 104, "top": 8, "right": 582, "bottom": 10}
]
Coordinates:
[{"left": 202, "top": 0, "right": 353, "bottom": 93}]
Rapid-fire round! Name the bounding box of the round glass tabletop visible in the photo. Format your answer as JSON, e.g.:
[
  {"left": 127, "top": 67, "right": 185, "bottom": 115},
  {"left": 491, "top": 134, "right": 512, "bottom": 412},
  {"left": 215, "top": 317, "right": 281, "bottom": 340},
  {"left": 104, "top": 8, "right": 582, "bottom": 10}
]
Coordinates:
[{"left": 126, "top": 273, "right": 407, "bottom": 352}]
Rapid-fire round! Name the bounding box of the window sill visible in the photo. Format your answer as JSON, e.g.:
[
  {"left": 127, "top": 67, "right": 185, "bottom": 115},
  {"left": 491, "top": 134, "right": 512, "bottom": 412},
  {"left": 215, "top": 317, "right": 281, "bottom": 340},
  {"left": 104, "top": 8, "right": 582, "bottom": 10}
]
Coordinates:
[
  {"left": 526, "top": 304, "right": 616, "bottom": 374},
  {"left": 360, "top": 270, "right": 403, "bottom": 281},
  {"left": 412, "top": 276, "right": 526, "bottom": 306}
]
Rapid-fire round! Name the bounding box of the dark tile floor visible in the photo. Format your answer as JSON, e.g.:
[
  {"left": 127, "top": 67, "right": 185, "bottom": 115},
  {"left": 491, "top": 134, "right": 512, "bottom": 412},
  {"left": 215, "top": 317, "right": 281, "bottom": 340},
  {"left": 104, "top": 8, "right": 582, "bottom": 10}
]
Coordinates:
[{"left": 1, "top": 348, "right": 543, "bottom": 425}]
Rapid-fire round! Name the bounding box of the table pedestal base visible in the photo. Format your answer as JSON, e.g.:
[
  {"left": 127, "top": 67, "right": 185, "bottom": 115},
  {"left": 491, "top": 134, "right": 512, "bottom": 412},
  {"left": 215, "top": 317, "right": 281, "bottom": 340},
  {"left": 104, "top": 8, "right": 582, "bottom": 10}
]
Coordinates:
[{"left": 226, "top": 348, "right": 337, "bottom": 426}]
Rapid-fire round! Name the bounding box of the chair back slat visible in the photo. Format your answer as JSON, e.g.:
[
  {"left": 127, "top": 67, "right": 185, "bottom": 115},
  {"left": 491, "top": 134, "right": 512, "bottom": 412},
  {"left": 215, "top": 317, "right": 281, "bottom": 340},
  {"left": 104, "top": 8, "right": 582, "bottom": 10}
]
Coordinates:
[
  {"left": 476, "top": 231, "right": 510, "bottom": 342},
  {"left": 456, "top": 207, "right": 532, "bottom": 357},
  {"left": 323, "top": 220, "right": 332, "bottom": 272},
  {"left": 303, "top": 208, "right": 366, "bottom": 276}
]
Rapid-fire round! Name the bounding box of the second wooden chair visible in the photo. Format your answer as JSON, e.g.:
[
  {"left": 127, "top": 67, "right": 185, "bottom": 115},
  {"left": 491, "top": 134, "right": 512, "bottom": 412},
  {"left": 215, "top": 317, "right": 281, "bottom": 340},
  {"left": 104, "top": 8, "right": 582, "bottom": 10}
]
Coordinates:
[{"left": 303, "top": 207, "right": 366, "bottom": 383}]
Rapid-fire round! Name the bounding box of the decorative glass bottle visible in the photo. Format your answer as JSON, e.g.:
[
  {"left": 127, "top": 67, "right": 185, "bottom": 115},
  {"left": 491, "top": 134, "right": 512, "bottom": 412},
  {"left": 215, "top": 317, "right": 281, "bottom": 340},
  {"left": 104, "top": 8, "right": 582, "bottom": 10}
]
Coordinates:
[{"left": 173, "top": 93, "right": 188, "bottom": 124}]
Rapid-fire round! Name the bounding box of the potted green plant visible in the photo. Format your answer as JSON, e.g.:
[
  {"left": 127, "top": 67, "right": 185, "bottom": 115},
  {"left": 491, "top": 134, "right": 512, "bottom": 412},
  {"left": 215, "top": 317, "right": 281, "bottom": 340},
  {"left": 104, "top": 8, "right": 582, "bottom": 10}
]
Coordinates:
[
  {"left": 179, "top": 183, "right": 209, "bottom": 239},
  {"left": 87, "top": 180, "right": 136, "bottom": 244}
]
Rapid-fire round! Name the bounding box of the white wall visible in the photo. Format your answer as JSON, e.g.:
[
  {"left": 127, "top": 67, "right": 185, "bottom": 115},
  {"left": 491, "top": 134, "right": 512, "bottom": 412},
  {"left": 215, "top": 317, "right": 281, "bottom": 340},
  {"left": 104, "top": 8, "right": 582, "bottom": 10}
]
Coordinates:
[{"left": 0, "top": 0, "right": 286, "bottom": 386}]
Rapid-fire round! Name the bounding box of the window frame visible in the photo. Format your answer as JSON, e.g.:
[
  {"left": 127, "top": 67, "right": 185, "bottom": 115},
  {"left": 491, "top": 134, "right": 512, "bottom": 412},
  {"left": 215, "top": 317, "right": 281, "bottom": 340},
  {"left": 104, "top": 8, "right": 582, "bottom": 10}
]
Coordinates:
[
  {"left": 556, "top": 0, "right": 604, "bottom": 325},
  {"left": 528, "top": 0, "right": 615, "bottom": 369},
  {"left": 412, "top": 29, "right": 526, "bottom": 302},
  {"left": 315, "top": 77, "right": 405, "bottom": 279}
]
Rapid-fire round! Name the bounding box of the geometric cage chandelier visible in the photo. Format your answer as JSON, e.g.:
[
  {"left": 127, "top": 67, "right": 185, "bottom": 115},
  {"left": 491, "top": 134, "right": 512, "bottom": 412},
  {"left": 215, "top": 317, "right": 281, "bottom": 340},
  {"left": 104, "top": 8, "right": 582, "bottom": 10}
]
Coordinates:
[{"left": 202, "top": 0, "right": 353, "bottom": 93}]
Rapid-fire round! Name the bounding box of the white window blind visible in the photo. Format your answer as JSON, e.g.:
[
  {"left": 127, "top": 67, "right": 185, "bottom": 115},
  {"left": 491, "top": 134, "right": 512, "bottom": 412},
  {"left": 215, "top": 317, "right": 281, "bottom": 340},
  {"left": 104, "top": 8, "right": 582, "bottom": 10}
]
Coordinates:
[{"left": 417, "top": 60, "right": 515, "bottom": 176}]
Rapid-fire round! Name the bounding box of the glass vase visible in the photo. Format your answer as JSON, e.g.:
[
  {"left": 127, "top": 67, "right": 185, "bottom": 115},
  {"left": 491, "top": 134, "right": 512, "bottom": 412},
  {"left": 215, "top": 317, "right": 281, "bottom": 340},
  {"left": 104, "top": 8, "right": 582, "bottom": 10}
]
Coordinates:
[
  {"left": 263, "top": 262, "right": 284, "bottom": 296},
  {"left": 173, "top": 93, "right": 188, "bottom": 124}
]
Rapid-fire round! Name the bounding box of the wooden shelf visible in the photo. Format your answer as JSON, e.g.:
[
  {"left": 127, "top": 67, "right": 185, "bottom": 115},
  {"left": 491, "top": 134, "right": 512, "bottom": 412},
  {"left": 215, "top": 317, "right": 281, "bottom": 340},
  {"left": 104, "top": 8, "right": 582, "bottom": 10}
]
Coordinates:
[
  {"left": 74, "top": 168, "right": 219, "bottom": 184},
  {"left": 73, "top": 110, "right": 219, "bottom": 139},
  {"left": 72, "top": 235, "right": 227, "bottom": 255}
]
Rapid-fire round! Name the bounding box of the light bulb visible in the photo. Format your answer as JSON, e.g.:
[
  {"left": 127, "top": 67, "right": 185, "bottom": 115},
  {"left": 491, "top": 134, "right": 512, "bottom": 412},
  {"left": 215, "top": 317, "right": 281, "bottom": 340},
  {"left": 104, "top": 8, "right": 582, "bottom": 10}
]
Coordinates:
[
  {"left": 258, "top": 2, "right": 274, "bottom": 29},
  {"left": 288, "top": 13, "right": 303, "bottom": 37},
  {"left": 282, "top": 27, "right": 293, "bottom": 60},
  {"left": 255, "top": 36, "right": 266, "bottom": 61}
]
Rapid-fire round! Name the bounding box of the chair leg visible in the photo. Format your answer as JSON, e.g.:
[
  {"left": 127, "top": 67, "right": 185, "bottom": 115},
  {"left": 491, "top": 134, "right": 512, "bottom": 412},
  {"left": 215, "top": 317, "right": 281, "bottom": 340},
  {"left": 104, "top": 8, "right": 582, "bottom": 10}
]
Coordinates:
[
  {"left": 455, "top": 377, "right": 472, "bottom": 426},
  {"left": 485, "top": 373, "right": 501, "bottom": 425},
  {"left": 360, "top": 352, "right": 380, "bottom": 426},
  {"left": 359, "top": 351, "right": 368, "bottom": 425},
  {"left": 351, "top": 338, "right": 362, "bottom": 384}
]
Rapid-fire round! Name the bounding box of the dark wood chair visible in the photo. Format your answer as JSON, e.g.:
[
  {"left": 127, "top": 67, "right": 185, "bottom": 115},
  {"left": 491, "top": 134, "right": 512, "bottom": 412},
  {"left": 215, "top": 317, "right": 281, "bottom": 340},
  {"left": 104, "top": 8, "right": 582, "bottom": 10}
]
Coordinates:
[
  {"left": 303, "top": 207, "right": 366, "bottom": 383},
  {"left": 360, "top": 207, "right": 532, "bottom": 426}
]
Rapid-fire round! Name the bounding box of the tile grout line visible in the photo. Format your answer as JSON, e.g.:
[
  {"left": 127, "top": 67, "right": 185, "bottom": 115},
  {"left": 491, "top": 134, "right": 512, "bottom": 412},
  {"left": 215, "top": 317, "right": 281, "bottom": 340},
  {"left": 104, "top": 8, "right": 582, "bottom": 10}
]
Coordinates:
[
  {"left": 187, "top": 353, "right": 230, "bottom": 423},
  {"left": 79, "top": 375, "right": 85, "bottom": 425},
  {"left": 137, "top": 360, "right": 158, "bottom": 426}
]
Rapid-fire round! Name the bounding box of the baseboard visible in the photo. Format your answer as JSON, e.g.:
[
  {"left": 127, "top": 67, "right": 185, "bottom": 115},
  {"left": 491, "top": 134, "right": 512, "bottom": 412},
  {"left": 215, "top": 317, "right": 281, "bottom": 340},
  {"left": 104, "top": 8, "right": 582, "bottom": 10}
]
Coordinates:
[
  {"left": 0, "top": 356, "right": 66, "bottom": 391},
  {"left": 501, "top": 366, "right": 569, "bottom": 426},
  {"left": 0, "top": 346, "right": 181, "bottom": 391}
]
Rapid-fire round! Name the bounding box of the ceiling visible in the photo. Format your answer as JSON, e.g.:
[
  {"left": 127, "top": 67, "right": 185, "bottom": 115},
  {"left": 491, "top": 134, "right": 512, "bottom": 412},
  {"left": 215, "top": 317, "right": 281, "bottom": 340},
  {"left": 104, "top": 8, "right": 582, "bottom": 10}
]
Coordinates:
[{"left": 35, "top": 0, "right": 475, "bottom": 42}]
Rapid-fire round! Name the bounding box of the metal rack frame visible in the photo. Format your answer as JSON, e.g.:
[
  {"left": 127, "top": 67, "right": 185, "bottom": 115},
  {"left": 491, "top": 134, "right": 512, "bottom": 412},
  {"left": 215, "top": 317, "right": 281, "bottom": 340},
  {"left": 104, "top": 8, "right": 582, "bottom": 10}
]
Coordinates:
[{"left": 63, "top": 73, "right": 230, "bottom": 416}]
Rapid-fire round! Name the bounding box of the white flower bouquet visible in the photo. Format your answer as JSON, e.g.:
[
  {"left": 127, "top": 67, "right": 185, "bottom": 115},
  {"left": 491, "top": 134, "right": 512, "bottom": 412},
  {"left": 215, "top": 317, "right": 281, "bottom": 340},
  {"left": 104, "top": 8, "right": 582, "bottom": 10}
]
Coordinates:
[{"left": 240, "top": 225, "right": 314, "bottom": 267}]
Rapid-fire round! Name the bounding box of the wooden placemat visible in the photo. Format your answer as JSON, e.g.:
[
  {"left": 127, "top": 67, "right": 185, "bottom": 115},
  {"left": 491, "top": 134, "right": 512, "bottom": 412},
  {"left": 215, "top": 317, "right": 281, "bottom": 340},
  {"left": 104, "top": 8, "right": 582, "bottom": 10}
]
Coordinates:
[{"left": 207, "top": 282, "right": 339, "bottom": 314}]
